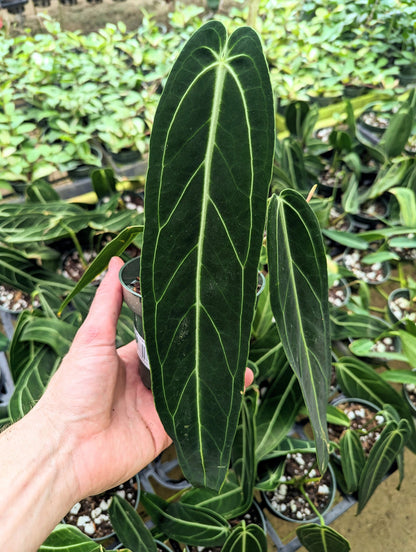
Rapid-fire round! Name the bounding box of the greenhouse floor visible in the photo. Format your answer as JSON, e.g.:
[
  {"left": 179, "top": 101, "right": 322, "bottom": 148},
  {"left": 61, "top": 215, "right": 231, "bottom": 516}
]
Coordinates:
[{"left": 325, "top": 448, "right": 416, "bottom": 552}]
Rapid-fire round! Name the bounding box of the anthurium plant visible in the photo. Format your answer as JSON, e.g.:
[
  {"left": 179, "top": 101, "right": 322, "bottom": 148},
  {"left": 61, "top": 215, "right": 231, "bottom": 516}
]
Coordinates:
[{"left": 60, "top": 19, "right": 331, "bottom": 494}]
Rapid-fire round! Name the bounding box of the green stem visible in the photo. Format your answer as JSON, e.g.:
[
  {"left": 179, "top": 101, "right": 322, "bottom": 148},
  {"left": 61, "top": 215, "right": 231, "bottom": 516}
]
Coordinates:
[
  {"left": 61, "top": 222, "right": 87, "bottom": 268},
  {"left": 299, "top": 481, "right": 325, "bottom": 526}
]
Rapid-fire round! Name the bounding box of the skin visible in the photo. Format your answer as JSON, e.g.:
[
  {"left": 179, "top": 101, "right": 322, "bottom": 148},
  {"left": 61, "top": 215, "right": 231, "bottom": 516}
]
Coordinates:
[{"left": 0, "top": 256, "right": 253, "bottom": 551}]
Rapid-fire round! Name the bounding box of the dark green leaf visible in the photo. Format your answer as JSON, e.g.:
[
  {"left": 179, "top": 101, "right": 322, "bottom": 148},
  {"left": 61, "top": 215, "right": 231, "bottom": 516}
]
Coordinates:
[
  {"left": 335, "top": 357, "right": 416, "bottom": 454},
  {"left": 140, "top": 492, "right": 230, "bottom": 547},
  {"left": 339, "top": 429, "right": 365, "bottom": 494},
  {"left": 378, "top": 106, "right": 413, "bottom": 159},
  {"left": 58, "top": 226, "right": 143, "bottom": 314},
  {"left": 109, "top": 495, "right": 157, "bottom": 552},
  {"left": 141, "top": 22, "right": 274, "bottom": 490},
  {"left": 380, "top": 369, "right": 416, "bottom": 385},
  {"left": 330, "top": 310, "right": 390, "bottom": 340},
  {"left": 222, "top": 523, "right": 267, "bottom": 552},
  {"left": 8, "top": 347, "right": 61, "bottom": 422},
  {"left": 39, "top": 523, "right": 105, "bottom": 551},
  {"left": 26, "top": 180, "right": 60, "bottom": 202},
  {"left": 357, "top": 419, "right": 411, "bottom": 514},
  {"left": 91, "top": 168, "right": 118, "bottom": 199},
  {"left": 0, "top": 332, "right": 9, "bottom": 352},
  {"left": 20, "top": 318, "right": 77, "bottom": 357},
  {"left": 267, "top": 190, "right": 331, "bottom": 475},
  {"left": 181, "top": 472, "right": 244, "bottom": 520},
  {"left": 296, "top": 523, "right": 350, "bottom": 552},
  {"left": 255, "top": 362, "right": 302, "bottom": 461},
  {"left": 321, "top": 229, "right": 369, "bottom": 249}
]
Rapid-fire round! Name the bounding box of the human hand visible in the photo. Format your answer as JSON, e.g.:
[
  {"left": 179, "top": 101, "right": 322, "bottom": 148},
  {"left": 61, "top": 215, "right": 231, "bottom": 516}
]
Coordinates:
[{"left": 37, "top": 256, "right": 172, "bottom": 500}]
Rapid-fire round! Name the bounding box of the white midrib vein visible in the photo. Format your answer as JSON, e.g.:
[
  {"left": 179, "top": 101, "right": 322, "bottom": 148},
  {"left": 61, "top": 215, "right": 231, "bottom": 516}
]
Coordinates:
[{"left": 195, "top": 56, "right": 228, "bottom": 484}]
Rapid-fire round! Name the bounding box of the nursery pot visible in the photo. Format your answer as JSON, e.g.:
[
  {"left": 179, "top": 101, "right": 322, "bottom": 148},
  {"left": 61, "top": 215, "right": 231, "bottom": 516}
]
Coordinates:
[
  {"left": 403, "top": 369, "right": 416, "bottom": 417},
  {"left": 119, "top": 257, "right": 150, "bottom": 388},
  {"left": 328, "top": 397, "right": 385, "bottom": 461},
  {"left": 342, "top": 247, "right": 391, "bottom": 285},
  {"left": 387, "top": 288, "right": 414, "bottom": 324},
  {"left": 351, "top": 196, "right": 390, "bottom": 229},
  {"left": 261, "top": 454, "right": 336, "bottom": 524},
  {"left": 328, "top": 278, "right": 351, "bottom": 308}
]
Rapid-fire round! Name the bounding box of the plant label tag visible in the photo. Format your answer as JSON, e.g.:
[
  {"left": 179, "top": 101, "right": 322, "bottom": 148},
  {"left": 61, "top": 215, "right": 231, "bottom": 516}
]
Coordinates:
[{"left": 134, "top": 327, "right": 150, "bottom": 370}]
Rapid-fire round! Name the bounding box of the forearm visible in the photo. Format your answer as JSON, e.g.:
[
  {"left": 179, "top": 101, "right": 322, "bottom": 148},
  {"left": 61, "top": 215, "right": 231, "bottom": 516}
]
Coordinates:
[{"left": 0, "top": 407, "right": 79, "bottom": 552}]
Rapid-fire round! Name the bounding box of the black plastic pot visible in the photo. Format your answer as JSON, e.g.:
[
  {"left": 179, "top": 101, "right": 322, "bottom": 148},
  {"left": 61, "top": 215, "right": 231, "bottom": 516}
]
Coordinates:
[
  {"left": 329, "top": 397, "right": 385, "bottom": 462},
  {"left": 262, "top": 455, "right": 336, "bottom": 523},
  {"left": 67, "top": 147, "right": 102, "bottom": 181},
  {"left": 387, "top": 288, "right": 414, "bottom": 324},
  {"left": 1, "top": 0, "right": 28, "bottom": 13},
  {"left": 351, "top": 196, "right": 390, "bottom": 229},
  {"left": 403, "top": 369, "right": 416, "bottom": 417},
  {"left": 328, "top": 277, "right": 351, "bottom": 309}
]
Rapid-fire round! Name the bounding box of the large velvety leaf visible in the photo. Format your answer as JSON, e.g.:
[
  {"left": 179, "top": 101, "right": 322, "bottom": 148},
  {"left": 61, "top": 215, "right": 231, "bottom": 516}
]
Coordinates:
[
  {"left": 267, "top": 190, "right": 331, "bottom": 475},
  {"left": 58, "top": 226, "right": 143, "bottom": 314},
  {"left": 109, "top": 495, "right": 157, "bottom": 552},
  {"left": 140, "top": 492, "right": 231, "bottom": 547},
  {"left": 296, "top": 524, "right": 350, "bottom": 552},
  {"left": 357, "top": 419, "right": 411, "bottom": 514},
  {"left": 39, "top": 524, "right": 105, "bottom": 551},
  {"left": 141, "top": 21, "right": 274, "bottom": 490},
  {"left": 222, "top": 523, "right": 267, "bottom": 552}
]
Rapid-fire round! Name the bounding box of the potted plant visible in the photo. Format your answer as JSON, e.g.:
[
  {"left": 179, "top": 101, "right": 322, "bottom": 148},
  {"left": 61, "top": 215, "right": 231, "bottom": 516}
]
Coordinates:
[{"left": 3, "top": 16, "right": 416, "bottom": 552}]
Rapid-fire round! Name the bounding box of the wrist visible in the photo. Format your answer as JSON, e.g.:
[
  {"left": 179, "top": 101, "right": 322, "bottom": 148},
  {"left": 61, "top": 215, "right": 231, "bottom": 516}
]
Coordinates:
[{"left": 0, "top": 406, "right": 80, "bottom": 551}]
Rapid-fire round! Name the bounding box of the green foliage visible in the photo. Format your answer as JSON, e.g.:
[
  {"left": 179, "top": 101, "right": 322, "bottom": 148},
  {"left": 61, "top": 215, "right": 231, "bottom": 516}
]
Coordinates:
[
  {"left": 141, "top": 21, "right": 274, "bottom": 491},
  {"left": 267, "top": 190, "right": 331, "bottom": 476}
]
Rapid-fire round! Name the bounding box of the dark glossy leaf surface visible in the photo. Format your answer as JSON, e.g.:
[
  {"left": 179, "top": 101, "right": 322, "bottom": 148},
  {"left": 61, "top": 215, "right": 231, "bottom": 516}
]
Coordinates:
[
  {"left": 296, "top": 523, "right": 351, "bottom": 552},
  {"left": 39, "top": 524, "right": 105, "bottom": 551},
  {"left": 255, "top": 362, "right": 302, "bottom": 461},
  {"left": 141, "top": 22, "right": 274, "bottom": 490},
  {"left": 109, "top": 495, "right": 157, "bottom": 552},
  {"left": 267, "top": 190, "right": 331, "bottom": 475},
  {"left": 339, "top": 429, "right": 365, "bottom": 494},
  {"left": 140, "top": 492, "right": 230, "bottom": 546},
  {"left": 330, "top": 310, "right": 390, "bottom": 340},
  {"left": 222, "top": 523, "right": 267, "bottom": 552},
  {"left": 357, "top": 419, "right": 411, "bottom": 514}
]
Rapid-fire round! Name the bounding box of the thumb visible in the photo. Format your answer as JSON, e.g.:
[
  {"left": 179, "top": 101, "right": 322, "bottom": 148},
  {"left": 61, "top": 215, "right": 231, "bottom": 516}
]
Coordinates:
[{"left": 73, "top": 256, "right": 124, "bottom": 348}]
